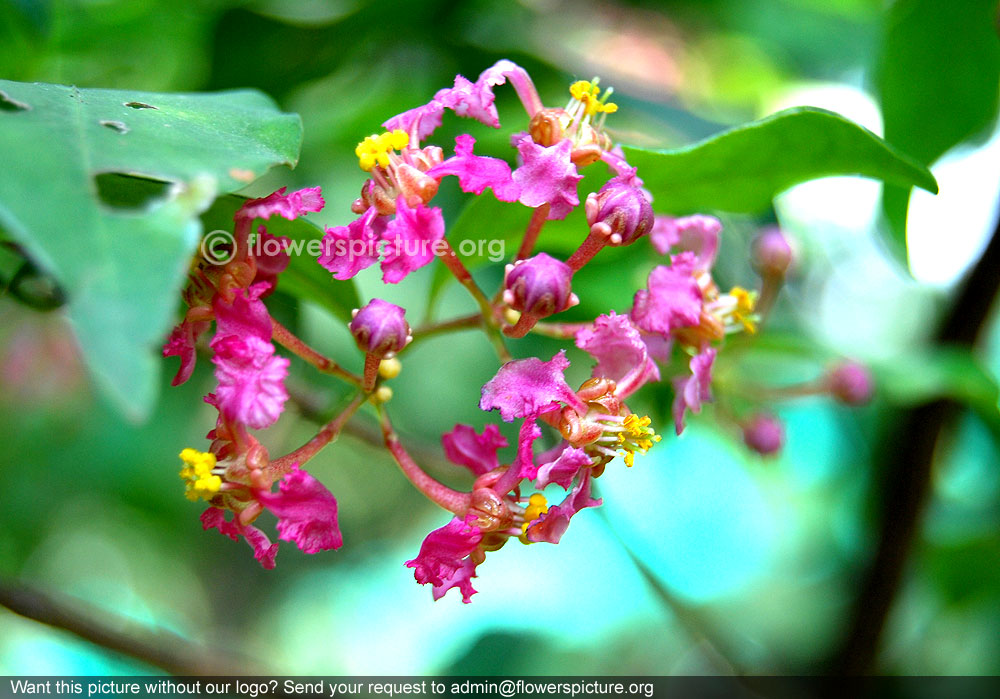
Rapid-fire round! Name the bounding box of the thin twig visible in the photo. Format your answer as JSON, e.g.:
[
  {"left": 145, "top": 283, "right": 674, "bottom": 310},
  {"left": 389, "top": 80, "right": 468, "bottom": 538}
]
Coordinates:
[{"left": 0, "top": 578, "right": 262, "bottom": 675}]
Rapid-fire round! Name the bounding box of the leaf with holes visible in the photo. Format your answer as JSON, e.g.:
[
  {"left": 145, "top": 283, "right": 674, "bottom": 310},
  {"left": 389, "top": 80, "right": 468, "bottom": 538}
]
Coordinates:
[
  {"left": 623, "top": 106, "right": 938, "bottom": 214},
  {"left": 0, "top": 79, "right": 302, "bottom": 420}
]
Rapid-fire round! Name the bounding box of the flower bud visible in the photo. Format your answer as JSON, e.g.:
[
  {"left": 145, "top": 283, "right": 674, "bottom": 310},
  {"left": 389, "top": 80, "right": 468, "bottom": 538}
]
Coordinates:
[
  {"left": 585, "top": 174, "right": 653, "bottom": 246},
  {"left": 742, "top": 414, "right": 784, "bottom": 456},
  {"left": 349, "top": 298, "right": 412, "bottom": 358},
  {"left": 502, "top": 253, "right": 578, "bottom": 318},
  {"left": 752, "top": 227, "right": 794, "bottom": 277},
  {"left": 827, "top": 361, "right": 874, "bottom": 405}
]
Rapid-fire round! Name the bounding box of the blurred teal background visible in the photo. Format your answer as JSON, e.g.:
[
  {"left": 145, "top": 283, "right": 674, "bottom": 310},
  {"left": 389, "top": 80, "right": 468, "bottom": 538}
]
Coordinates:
[{"left": 2, "top": 0, "right": 999, "bottom": 676}]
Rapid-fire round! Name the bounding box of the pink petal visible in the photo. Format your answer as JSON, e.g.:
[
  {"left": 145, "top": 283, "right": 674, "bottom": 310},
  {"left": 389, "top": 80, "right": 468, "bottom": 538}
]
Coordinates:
[
  {"left": 379, "top": 198, "right": 445, "bottom": 284},
  {"left": 252, "top": 229, "right": 291, "bottom": 291},
  {"left": 201, "top": 507, "right": 279, "bottom": 569},
  {"left": 651, "top": 215, "right": 722, "bottom": 269},
  {"left": 212, "top": 283, "right": 273, "bottom": 343},
  {"left": 631, "top": 253, "right": 703, "bottom": 336},
  {"left": 672, "top": 347, "right": 717, "bottom": 435},
  {"left": 318, "top": 206, "right": 385, "bottom": 281},
  {"left": 576, "top": 311, "right": 660, "bottom": 399},
  {"left": 211, "top": 335, "right": 289, "bottom": 430},
  {"left": 479, "top": 349, "right": 586, "bottom": 422},
  {"left": 405, "top": 515, "right": 483, "bottom": 603},
  {"left": 427, "top": 134, "right": 520, "bottom": 202},
  {"left": 257, "top": 465, "right": 342, "bottom": 554},
  {"left": 383, "top": 101, "right": 446, "bottom": 143},
  {"left": 514, "top": 417, "right": 543, "bottom": 480},
  {"left": 236, "top": 187, "right": 324, "bottom": 222},
  {"left": 525, "top": 470, "right": 601, "bottom": 544},
  {"left": 163, "top": 319, "right": 209, "bottom": 386},
  {"left": 512, "top": 137, "right": 582, "bottom": 220},
  {"left": 534, "top": 446, "right": 592, "bottom": 490},
  {"left": 442, "top": 424, "right": 508, "bottom": 476}
]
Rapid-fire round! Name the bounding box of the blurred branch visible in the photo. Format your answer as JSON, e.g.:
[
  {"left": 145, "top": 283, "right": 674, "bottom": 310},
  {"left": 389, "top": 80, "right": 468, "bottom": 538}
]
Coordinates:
[
  {"left": 0, "top": 577, "right": 263, "bottom": 675},
  {"left": 827, "top": 202, "right": 1000, "bottom": 673}
]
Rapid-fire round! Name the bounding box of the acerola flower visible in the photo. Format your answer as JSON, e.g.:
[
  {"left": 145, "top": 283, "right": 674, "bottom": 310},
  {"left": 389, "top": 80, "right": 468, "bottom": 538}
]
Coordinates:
[
  {"left": 631, "top": 253, "right": 703, "bottom": 336},
  {"left": 163, "top": 319, "right": 209, "bottom": 386},
  {"left": 479, "top": 350, "right": 586, "bottom": 421},
  {"left": 672, "top": 348, "right": 717, "bottom": 435},
  {"left": 201, "top": 507, "right": 279, "bottom": 569},
  {"left": 524, "top": 470, "right": 601, "bottom": 544},
  {"left": 502, "top": 253, "right": 579, "bottom": 338},
  {"left": 379, "top": 197, "right": 445, "bottom": 284},
  {"left": 211, "top": 335, "right": 289, "bottom": 431},
  {"left": 575, "top": 312, "right": 659, "bottom": 399},
  {"left": 650, "top": 215, "right": 722, "bottom": 269},
  {"left": 317, "top": 205, "right": 385, "bottom": 281},
  {"left": 511, "top": 136, "right": 582, "bottom": 220}
]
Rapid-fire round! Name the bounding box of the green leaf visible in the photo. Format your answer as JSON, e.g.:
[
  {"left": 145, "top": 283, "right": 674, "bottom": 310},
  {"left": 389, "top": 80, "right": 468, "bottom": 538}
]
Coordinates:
[
  {"left": 200, "top": 194, "right": 359, "bottom": 322},
  {"left": 623, "top": 106, "right": 937, "bottom": 215},
  {"left": 0, "top": 79, "right": 302, "bottom": 420},
  {"left": 877, "top": 0, "right": 1000, "bottom": 260}
]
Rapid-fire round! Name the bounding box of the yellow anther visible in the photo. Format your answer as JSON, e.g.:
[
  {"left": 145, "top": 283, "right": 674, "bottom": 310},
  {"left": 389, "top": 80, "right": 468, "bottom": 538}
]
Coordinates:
[
  {"left": 729, "top": 286, "right": 758, "bottom": 334},
  {"left": 616, "top": 414, "right": 660, "bottom": 467},
  {"left": 379, "top": 357, "right": 402, "bottom": 380},
  {"left": 519, "top": 493, "right": 549, "bottom": 542},
  {"left": 569, "top": 78, "right": 618, "bottom": 117},
  {"left": 179, "top": 448, "right": 221, "bottom": 501},
  {"left": 355, "top": 129, "right": 408, "bottom": 172}
]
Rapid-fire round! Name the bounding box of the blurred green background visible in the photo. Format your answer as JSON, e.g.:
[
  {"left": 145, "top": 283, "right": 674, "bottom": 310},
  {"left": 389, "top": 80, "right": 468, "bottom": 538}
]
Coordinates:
[{"left": 2, "top": 0, "right": 999, "bottom": 676}]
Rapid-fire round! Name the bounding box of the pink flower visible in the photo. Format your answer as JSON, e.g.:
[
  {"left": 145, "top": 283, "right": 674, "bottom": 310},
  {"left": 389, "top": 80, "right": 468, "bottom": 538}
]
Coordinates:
[
  {"left": 525, "top": 471, "right": 601, "bottom": 544},
  {"left": 428, "top": 134, "right": 520, "bottom": 202},
  {"left": 236, "top": 186, "right": 325, "bottom": 222},
  {"left": 213, "top": 283, "right": 273, "bottom": 343},
  {"left": 512, "top": 137, "right": 582, "bottom": 220},
  {"left": 163, "top": 319, "right": 209, "bottom": 386},
  {"left": 383, "top": 101, "right": 445, "bottom": 142},
  {"left": 253, "top": 229, "right": 291, "bottom": 292},
  {"left": 533, "top": 446, "right": 592, "bottom": 490},
  {"left": 826, "top": 361, "right": 874, "bottom": 405},
  {"left": 631, "top": 253, "right": 703, "bottom": 336},
  {"left": 742, "top": 414, "right": 784, "bottom": 456},
  {"left": 349, "top": 298, "right": 412, "bottom": 357},
  {"left": 442, "top": 424, "right": 508, "bottom": 476},
  {"left": 317, "top": 206, "right": 386, "bottom": 281},
  {"left": 201, "top": 507, "right": 279, "bottom": 569},
  {"left": 585, "top": 169, "right": 654, "bottom": 246},
  {"left": 434, "top": 60, "right": 541, "bottom": 129},
  {"left": 257, "top": 465, "right": 343, "bottom": 554},
  {"left": 379, "top": 198, "right": 445, "bottom": 284},
  {"left": 405, "top": 515, "right": 483, "bottom": 603},
  {"left": 650, "top": 215, "right": 721, "bottom": 270},
  {"left": 502, "top": 253, "right": 578, "bottom": 319},
  {"left": 479, "top": 350, "right": 586, "bottom": 422},
  {"left": 211, "top": 335, "right": 289, "bottom": 430},
  {"left": 672, "top": 347, "right": 717, "bottom": 435},
  {"left": 576, "top": 312, "right": 659, "bottom": 399}
]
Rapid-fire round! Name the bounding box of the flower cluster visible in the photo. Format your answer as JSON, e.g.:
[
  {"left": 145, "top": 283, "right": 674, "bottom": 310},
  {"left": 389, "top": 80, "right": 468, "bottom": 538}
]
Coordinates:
[{"left": 163, "top": 60, "right": 873, "bottom": 599}]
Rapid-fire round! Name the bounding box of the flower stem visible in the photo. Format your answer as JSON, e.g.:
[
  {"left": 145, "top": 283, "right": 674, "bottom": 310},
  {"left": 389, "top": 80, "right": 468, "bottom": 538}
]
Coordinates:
[
  {"left": 516, "top": 205, "right": 550, "bottom": 260},
  {"left": 271, "top": 318, "right": 362, "bottom": 387},
  {"left": 410, "top": 313, "right": 482, "bottom": 344},
  {"left": 362, "top": 353, "right": 380, "bottom": 392},
  {"left": 379, "top": 409, "right": 471, "bottom": 515},
  {"left": 530, "top": 319, "right": 590, "bottom": 339},
  {"left": 566, "top": 229, "right": 606, "bottom": 271},
  {"left": 269, "top": 392, "right": 366, "bottom": 477},
  {"left": 437, "top": 239, "right": 511, "bottom": 362}
]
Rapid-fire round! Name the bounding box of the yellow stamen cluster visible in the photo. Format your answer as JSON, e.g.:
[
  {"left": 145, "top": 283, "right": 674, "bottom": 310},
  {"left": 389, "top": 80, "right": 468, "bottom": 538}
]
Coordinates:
[
  {"left": 729, "top": 286, "right": 758, "bottom": 334},
  {"left": 355, "top": 129, "right": 409, "bottom": 171},
  {"left": 179, "top": 448, "right": 222, "bottom": 502},
  {"left": 519, "top": 493, "right": 549, "bottom": 543},
  {"left": 569, "top": 79, "right": 618, "bottom": 117},
  {"left": 616, "top": 414, "right": 661, "bottom": 468}
]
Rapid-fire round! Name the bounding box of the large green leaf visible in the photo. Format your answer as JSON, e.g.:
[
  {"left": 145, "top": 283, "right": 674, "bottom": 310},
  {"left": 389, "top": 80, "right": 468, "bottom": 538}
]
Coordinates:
[
  {"left": 623, "top": 106, "right": 937, "bottom": 214},
  {"left": 0, "top": 80, "right": 302, "bottom": 420},
  {"left": 877, "top": 0, "right": 1000, "bottom": 260},
  {"left": 201, "top": 194, "right": 359, "bottom": 323}
]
